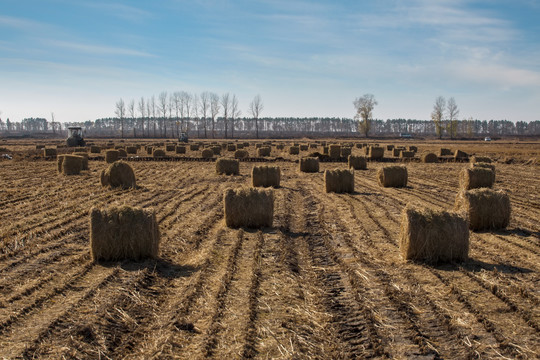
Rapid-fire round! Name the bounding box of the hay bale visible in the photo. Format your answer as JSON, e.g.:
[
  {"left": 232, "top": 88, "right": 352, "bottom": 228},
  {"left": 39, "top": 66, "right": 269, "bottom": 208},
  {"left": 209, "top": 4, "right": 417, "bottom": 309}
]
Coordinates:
[
  {"left": 216, "top": 158, "right": 240, "bottom": 175},
  {"left": 57, "top": 155, "right": 66, "bottom": 173},
  {"left": 118, "top": 149, "right": 127, "bottom": 158},
  {"left": 62, "top": 155, "right": 83, "bottom": 175},
  {"left": 440, "top": 148, "right": 452, "bottom": 156},
  {"left": 73, "top": 151, "right": 89, "bottom": 170},
  {"left": 348, "top": 155, "right": 367, "bottom": 170},
  {"left": 368, "top": 146, "right": 384, "bottom": 160},
  {"left": 224, "top": 187, "right": 274, "bottom": 228},
  {"left": 237, "top": 143, "right": 244, "bottom": 149},
  {"left": 378, "top": 166, "right": 408, "bottom": 187},
  {"left": 300, "top": 157, "right": 319, "bottom": 173},
  {"left": 329, "top": 144, "right": 341, "bottom": 159},
  {"left": 386, "top": 145, "right": 394, "bottom": 151},
  {"left": 90, "top": 206, "right": 159, "bottom": 261},
  {"left": 289, "top": 146, "right": 300, "bottom": 155},
  {"left": 166, "top": 144, "right": 175, "bottom": 152},
  {"left": 43, "top": 148, "right": 57, "bottom": 157},
  {"left": 470, "top": 162, "right": 495, "bottom": 176},
  {"left": 100, "top": 161, "right": 136, "bottom": 189},
  {"left": 299, "top": 144, "right": 308, "bottom": 151},
  {"left": 252, "top": 166, "right": 281, "bottom": 187},
  {"left": 227, "top": 144, "right": 237, "bottom": 152},
  {"left": 201, "top": 149, "right": 214, "bottom": 158},
  {"left": 454, "top": 188, "right": 511, "bottom": 230},
  {"left": 190, "top": 144, "right": 200, "bottom": 151},
  {"left": 471, "top": 156, "right": 491, "bottom": 163},
  {"left": 421, "top": 152, "right": 438, "bottom": 163},
  {"left": 234, "top": 149, "right": 249, "bottom": 159},
  {"left": 175, "top": 145, "right": 186, "bottom": 154},
  {"left": 105, "top": 150, "right": 119, "bottom": 163},
  {"left": 153, "top": 149, "right": 166, "bottom": 158},
  {"left": 324, "top": 169, "right": 354, "bottom": 193},
  {"left": 210, "top": 146, "right": 221, "bottom": 155},
  {"left": 126, "top": 146, "right": 137, "bottom": 154},
  {"left": 146, "top": 146, "right": 153, "bottom": 155},
  {"left": 408, "top": 146, "right": 417, "bottom": 152},
  {"left": 90, "top": 146, "right": 101, "bottom": 154},
  {"left": 454, "top": 149, "right": 468, "bottom": 160},
  {"left": 257, "top": 146, "right": 271, "bottom": 157},
  {"left": 459, "top": 167, "right": 494, "bottom": 190},
  {"left": 341, "top": 147, "right": 352, "bottom": 158},
  {"left": 276, "top": 144, "right": 284, "bottom": 150},
  {"left": 309, "top": 143, "right": 318, "bottom": 149},
  {"left": 393, "top": 148, "right": 402, "bottom": 157},
  {"left": 399, "top": 204, "right": 469, "bottom": 263},
  {"left": 400, "top": 151, "right": 415, "bottom": 158},
  {"left": 322, "top": 146, "right": 329, "bottom": 154}
]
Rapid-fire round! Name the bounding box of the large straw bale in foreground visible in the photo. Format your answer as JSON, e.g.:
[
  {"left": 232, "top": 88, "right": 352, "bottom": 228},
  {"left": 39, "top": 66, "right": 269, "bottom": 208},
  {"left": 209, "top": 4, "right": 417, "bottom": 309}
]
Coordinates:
[
  {"left": 300, "top": 157, "right": 319, "bottom": 173},
  {"left": 400, "top": 204, "right": 469, "bottom": 263},
  {"left": 459, "top": 167, "right": 494, "bottom": 190},
  {"left": 324, "top": 169, "right": 354, "bottom": 193},
  {"left": 252, "top": 166, "right": 281, "bottom": 187},
  {"left": 105, "top": 150, "right": 119, "bottom": 163},
  {"left": 90, "top": 206, "right": 159, "bottom": 261},
  {"left": 101, "top": 161, "right": 136, "bottom": 189},
  {"left": 348, "top": 155, "right": 367, "bottom": 170},
  {"left": 62, "top": 155, "right": 83, "bottom": 175},
  {"left": 470, "top": 162, "right": 496, "bottom": 178},
  {"left": 224, "top": 187, "right": 274, "bottom": 228},
  {"left": 216, "top": 158, "right": 240, "bottom": 175},
  {"left": 454, "top": 188, "right": 510, "bottom": 230},
  {"left": 378, "top": 166, "right": 408, "bottom": 187}
]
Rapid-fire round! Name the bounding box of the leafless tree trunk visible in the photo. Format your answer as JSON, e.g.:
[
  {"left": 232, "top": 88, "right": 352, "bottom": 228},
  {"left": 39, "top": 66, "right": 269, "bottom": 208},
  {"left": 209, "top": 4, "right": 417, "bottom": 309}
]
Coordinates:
[
  {"left": 138, "top": 97, "right": 145, "bottom": 138},
  {"left": 51, "top": 112, "right": 56, "bottom": 134},
  {"left": 210, "top": 92, "right": 220, "bottom": 139},
  {"left": 249, "top": 94, "right": 263, "bottom": 139},
  {"left": 230, "top": 94, "right": 240, "bottom": 138},
  {"left": 184, "top": 92, "right": 192, "bottom": 133},
  {"left": 150, "top": 95, "right": 156, "bottom": 138},
  {"left": 353, "top": 94, "right": 377, "bottom": 138},
  {"left": 431, "top": 96, "right": 446, "bottom": 139},
  {"left": 221, "top": 93, "right": 230, "bottom": 138},
  {"left": 200, "top": 91, "right": 210, "bottom": 138},
  {"left": 446, "top": 97, "right": 459, "bottom": 139},
  {"left": 158, "top": 92, "right": 168, "bottom": 137},
  {"left": 172, "top": 92, "right": 181, "bottom": 138},
  {"left": 192, "top": 93, "right": 200, "bottom": 138},
  {"left": 115, "top": 98, "right": 126, "bottom": 138}
]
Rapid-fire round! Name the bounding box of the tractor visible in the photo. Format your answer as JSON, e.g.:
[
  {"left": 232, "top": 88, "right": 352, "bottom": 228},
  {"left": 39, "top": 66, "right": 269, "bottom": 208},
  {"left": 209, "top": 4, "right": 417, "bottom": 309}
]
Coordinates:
[
  {"left": 179, "top": 131, "right": 188, "bottom": 143},
  {"left": 66, "top": 126, "right": 86, "bottom": 147}
]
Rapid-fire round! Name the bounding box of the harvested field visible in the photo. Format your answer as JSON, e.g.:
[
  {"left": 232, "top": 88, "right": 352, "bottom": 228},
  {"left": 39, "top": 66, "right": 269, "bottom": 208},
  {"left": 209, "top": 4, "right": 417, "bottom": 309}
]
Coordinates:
[{"left": 0, "top": 139, "right": 539, "bottom": 359}]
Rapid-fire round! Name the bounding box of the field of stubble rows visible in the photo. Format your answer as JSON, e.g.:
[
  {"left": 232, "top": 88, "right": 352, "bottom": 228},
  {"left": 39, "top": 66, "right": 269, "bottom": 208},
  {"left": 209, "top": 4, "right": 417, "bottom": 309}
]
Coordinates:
[{"left": 0, "top": 139, "right": 539, "bottom": 359}]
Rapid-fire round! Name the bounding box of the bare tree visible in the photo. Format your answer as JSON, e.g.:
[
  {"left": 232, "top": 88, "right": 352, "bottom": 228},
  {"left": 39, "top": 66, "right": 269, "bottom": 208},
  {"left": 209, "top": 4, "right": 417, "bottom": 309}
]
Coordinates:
[
  {"left": 172, "top": 92, "right": 181, "bottom": 137},
  {"left": 138, "top": 97, "right": 146, "bottom": 137},
  {"left": 199, "top": 91, "right": 210, "bottom": 138},
  {"left": 150, "top": 95, "right": 156, "bottom": 137},
  {"left": 51, "top": 112, "right": 56, "bottom": 134},
  {"left": 158, "top": 92, "right": 168, "bottom": 137},
  {"left": 192, "top": 93, "right": 200, "bottom": 137},
  {"left": 353, "top": 94, "right": 377, "bottom": 137},
  {"left": 115, "top": 98, "right": 126, "bottom": 138},
  {"left": 221, "top": 93, "right": 230, "bottom": 138},
  {"left": 184, "top": 92, "right": 192, "bottom": 133},
  {"left": 249, "top": 94, "right": 264, "bottom": 139},
  {"left": 128, "top": 99, "right": 135, "bottom": 136},
  {"left": 446, "top": 97, "right": 459, "bottom": 139},
  {"left": 431, "top": 96, "right": 446, "bottom": 139},
  {"left": 230, "top": 94, "right": 241, "bottom": 138},
  {"left": 210, "top": 92, "right": 220, "bottom": 138}
]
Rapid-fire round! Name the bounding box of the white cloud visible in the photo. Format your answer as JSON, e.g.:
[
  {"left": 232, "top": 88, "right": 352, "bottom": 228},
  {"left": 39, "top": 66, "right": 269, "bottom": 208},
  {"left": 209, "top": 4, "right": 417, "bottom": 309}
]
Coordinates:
[{"left": 45, "top": 39, "right": 155, "bottom": 58}]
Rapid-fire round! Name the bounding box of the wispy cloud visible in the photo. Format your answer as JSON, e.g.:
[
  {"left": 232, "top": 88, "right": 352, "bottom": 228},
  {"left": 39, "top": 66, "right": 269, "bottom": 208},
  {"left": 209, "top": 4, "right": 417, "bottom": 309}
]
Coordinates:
[
  {"left": 45, "top": 39, "right": 155, "bottom": 58},
  {"left": 77, "top": 2, "right": 152, "bottom": 21},
  {"left": 0, "top": 15, "right": 57, "bottom": 32}
]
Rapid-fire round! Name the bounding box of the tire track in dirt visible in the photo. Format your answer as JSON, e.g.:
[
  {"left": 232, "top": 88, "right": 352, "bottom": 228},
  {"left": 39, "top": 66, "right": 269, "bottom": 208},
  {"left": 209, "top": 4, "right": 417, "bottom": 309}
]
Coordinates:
[{"left": 317, "top": 176, "right": 538, "bottom": 358}]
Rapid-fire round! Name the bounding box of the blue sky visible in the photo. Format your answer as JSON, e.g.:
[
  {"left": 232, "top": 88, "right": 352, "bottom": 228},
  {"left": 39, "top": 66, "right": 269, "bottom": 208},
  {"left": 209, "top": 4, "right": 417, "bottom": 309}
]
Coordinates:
[{"left": 1, "top": 0, "right": 539, "bottom": 123}]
